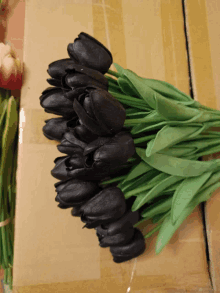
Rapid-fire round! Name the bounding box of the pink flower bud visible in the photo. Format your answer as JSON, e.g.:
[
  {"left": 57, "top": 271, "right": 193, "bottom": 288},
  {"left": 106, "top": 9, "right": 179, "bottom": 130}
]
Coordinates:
[{"left": 0, "top": 43, "right": 22, "bottom": 90}]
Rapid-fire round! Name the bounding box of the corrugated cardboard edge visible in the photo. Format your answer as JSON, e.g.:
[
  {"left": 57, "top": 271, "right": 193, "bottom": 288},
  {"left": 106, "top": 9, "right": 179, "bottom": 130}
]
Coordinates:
[{"left": 185, "top": 0, "right": 220, "bottom": 291}]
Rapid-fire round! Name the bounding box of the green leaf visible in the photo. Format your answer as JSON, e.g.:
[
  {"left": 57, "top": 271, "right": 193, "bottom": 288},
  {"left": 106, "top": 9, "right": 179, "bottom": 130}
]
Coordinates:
[
  {"left": 122, "top": 170, "right": 159, "bottom": 195},
  {"left": 136, "top": 148, "right": 218, "bottom": 177},
  {"left": 155, "top": 181, "right": 220, "bottom": 254},
  {"left": 140, "top": 78, "right": 191, "bottom": 102},
  {"left": 125, "top": 172, "right": 168, "bottom": 198},
  {"left": 171, "top": 171, "right": 212, "bottom": 224},
  {"left": 131, "top": 175, "right": 183, "bottom": 211},
  {"left": 152, "top": 212, "right": 170, "bottom": 224},
  {"left": 124, "top": 161, "right": 152, "bottom": 182},
  {"left": 117, "top": 77, "right": 140, "bottom": 97},
  {"left": 159, "top": 146, "right": 196, "bottom": 158},
  {"left": 155, "top": 94, "right": 200, "bottom": 121},
  {"left": 141, "top": 197, "right": 173, "bottom": 219},
  {"left": 146, "top": 125, "right": 200, "bottom": 157}
]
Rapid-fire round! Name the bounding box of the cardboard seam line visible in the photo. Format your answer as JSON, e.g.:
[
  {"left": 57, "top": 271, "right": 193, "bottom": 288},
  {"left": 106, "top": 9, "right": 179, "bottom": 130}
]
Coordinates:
[{"left": 183, "top": 0, "right": 214, "bottom": 290}]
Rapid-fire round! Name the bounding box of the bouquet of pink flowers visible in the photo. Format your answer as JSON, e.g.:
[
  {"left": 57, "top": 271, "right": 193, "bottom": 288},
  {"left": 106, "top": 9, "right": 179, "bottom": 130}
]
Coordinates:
[{"left": 0, "top": 42, "right": 22, "bottom": 288}]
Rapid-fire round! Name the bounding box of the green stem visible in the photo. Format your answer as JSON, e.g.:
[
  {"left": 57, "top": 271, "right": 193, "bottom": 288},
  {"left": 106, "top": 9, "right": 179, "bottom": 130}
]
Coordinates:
[
  {"left": 144, "top": 223, "right": 162, "bottom": 239},
  {"left": 134, "top": 134, "right": 156, "bottom": 144},
  {"left": 107, "top": 69, "right": 122, "bottom": 78},
  {"left": 101, "top": 175, "right": 126, "bottom": 185}
]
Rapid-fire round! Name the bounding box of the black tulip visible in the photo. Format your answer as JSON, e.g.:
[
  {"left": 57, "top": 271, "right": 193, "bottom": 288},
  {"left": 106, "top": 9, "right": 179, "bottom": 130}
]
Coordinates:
[
  {"left": 40, "top": 87, "right": 75, "bottom": 118},
  {"left": 73, "top": 88, "right": 126, "bottom": 136},
  {"left": 80, "top": 187, "right": 127, "bottom": 229},
  {"left": 67, "top": 32, "right": 112, "bottom": 74},
  {"left": 57, "top": 131, "right": 87, "bottom": 156},
  {"left": 84, "top": 132, "right": 135, "bottom": 170},
  {"left": 55, "top": 179, "right": 100, "bottom": 208},
  {"left": 51, "top": 154, "right": 85, "bottom": 181},
  {"left": 71, "top": 206, "right": 82, "bottom": 217},
  {"left": 110, "top": 228, "right": 146, "bottom": 263},
  {"left": 43, "top": 117, "right": 73, "bottom": 141},
  {"left": 96, "top": 211, "right": 140, "bottom": 247},
  {"left": 47, "top": 58, "right": 78, "bottom": 81},
  {"left": 47, "top": 61, "right": 108, "bottom": 93},
  {"left": 73, "top": 125, "right": 99, "bottom": 144}
]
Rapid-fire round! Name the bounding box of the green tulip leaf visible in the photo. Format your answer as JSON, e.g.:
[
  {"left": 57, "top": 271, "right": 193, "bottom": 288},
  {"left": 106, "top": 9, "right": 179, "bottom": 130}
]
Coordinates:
[
  {"left": 156, "top": 181, "right": 220, "bottom": 254},
  {"left": 140, "top": 78, "right": 191, "bottom": 102},
  {"left": 141, "top": 196, "right": 173, "bottom": 219},
  {"left": 132, "top": 175, "right": 183, "bottom": 211},
  {"left": 122, "top": 170, "right": 159, "bottom": 195},
  {"left": 124, "top": 161, "right": 152, "bottom": 182},
  {"left": 136, "top": 148, "right": 218, "bottom": 177},
  {"left": 160, "top": 146, "right": 196, "bottom": 158},
  {"left": 171, "top": 171, "right": 212, "bottom": 224},
  {"left": 125, "top": 172, "right": 168, "bottom": 198},
  {"left": 117, "top": 77, "right": 140, "bottom": 97},
  {"left": 146, "top": 125, "right": 200, "bottom": 157}
]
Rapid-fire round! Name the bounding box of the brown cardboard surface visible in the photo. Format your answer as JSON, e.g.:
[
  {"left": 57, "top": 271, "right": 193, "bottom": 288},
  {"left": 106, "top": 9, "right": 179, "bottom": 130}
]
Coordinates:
[
  {"left": 13, "top": 0, "right": 212, "bottom": 292},
  {"left": 185, "top": 0, "right": 220, "bottom": 291}
]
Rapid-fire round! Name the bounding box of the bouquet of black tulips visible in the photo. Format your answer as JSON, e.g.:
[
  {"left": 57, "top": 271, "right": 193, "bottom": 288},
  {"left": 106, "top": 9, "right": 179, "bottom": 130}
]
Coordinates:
[{"left": 40, "top": 32, "right": 220, "bottom": 263}]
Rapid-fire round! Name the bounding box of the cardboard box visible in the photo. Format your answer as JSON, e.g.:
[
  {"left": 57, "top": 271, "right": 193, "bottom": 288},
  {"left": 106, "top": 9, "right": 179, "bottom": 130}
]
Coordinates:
[
  {"left": 13, "top": 0, "right": 214, "bottom": 292},
  {"left": 185, "top": 0, "right": 220, "bottom": 291}
]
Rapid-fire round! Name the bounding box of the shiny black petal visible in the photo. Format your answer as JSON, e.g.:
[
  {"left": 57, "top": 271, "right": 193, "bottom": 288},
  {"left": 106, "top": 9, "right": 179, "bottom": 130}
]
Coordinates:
[
  {"left": 43, "top": 117, "right": 69, "bottom": 141},
  {"left": 40, "top": 87, "right": 75, "bottom": 117},
  {"left": 73, "top": 99, "right": 110, "bottom": 136},
  {"left": 90, "top": 89, "right": 126, "bottom": 134},
  {"left": 110, "top": 229, "right": 146, "bottom": 263},
  {"left": 57, "top": 179, "right": 100, "bottom": 206},
  {"left": 47, "top": 58, "right": 78, "bottom": 79},
  {"left": 84, "top": 132, "right": 135, "bottom": 169},
  {"left": 80, "top": 187, "right": 127, "bottom": 229},
  {"left": 51, "top": 156, "right": 72, "bottom": 181},
  {"left": 67, "top": 32, "right": 112, "bottom": 74},
  {"left": 74, "top": 125, "right": 99, "bottom": 143}
]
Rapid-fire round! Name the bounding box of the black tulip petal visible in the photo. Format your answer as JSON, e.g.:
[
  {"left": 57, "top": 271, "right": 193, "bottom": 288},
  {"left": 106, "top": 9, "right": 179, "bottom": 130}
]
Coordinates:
[
  {"left": 73, "top": 99, "right": 110, "bottom": 135},
  {"left": 65, "top": 72, "right": 108, "bottom": 90},
  {"left": 90, "top": 89, "right": 126, "bottom": 134},
  {"left": 47, "top": 58, "right": 78, "bottom": 79},
  {"left": 71, "top": 206, "right": 82, "bottom": 217},
  {"left": 110, "top": 229, "right": 146, "bottom": 263},
  {"left": 84, "top": 137, "right": 111, "bottom": 156},
  {"left": 47, "top": 78, "right": 63, "bottom": 87},
  {"left": 57, "top": 139, "right": 84, "bottom": 156},
  {"left": 57, "top": 179, "right": 100, "bottom": 206},
  {"left": 98, "top": 227, "right": 134, "bottom": 247},
  {"left": 43, "top": 117, "right": 69, "bottom": 141},
  {"left": 51, "top": 156, "right": 71, "bottom": 181},
  {"left": 74, "top": 125, "right": 99, "bottom": 143},
  {"left": 40, "top": 87, "right": 75, "bottom": 117},
  {"left": 67, "top": 32, "right": 112, "bottom": 73},
  {"left": 93, "top": 132, "right": 135, "bottom": 168},
  {"left": 80, "top": 187, "right": 127, "bottom": 229}
]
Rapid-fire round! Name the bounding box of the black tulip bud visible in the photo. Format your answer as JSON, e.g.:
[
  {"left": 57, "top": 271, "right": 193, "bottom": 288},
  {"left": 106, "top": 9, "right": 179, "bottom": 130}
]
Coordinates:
[
  {"left": 74, "top": 125, "right": 99, "bottom": 144},
  {"left": 96, "top": 211, "right": 140, "bottom": 247},
  {"left": 71, "top": 206, "right": 82, "bottom": 217},
  {"left": 67, "top": 32, "right": 112, "bottom": 74},
  {"left": 110, "top": 228, "right": 146, "bottom": 263},
  {"left": 47, "top": 58, "right": 78, "bottom": 81},
  {"left": 80, "top": 187, "right": 127, "bottom": 229},
  {"left": 47, "top": 61, "right": 108, "bottom": 94},
  {"left": 57, "top": 131, "right": 87, "bottom": 156},
  {"left": 39, "top": 87, "right": 75, "bottom": 118},
  {"left": 73, "top": 88, "right": 126, "bottom": 136},
  {"left": 51, "top": 154, "right": 86, "bottom": 181},
  {"left": 84, "top": 132, "right": 135, "bottom": 170},
  {"left": 43, "top": 117, "right": 72, "bottom": 141},
  {"left": 55, "top": 179, "right": 100, "bottom": 208}
]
